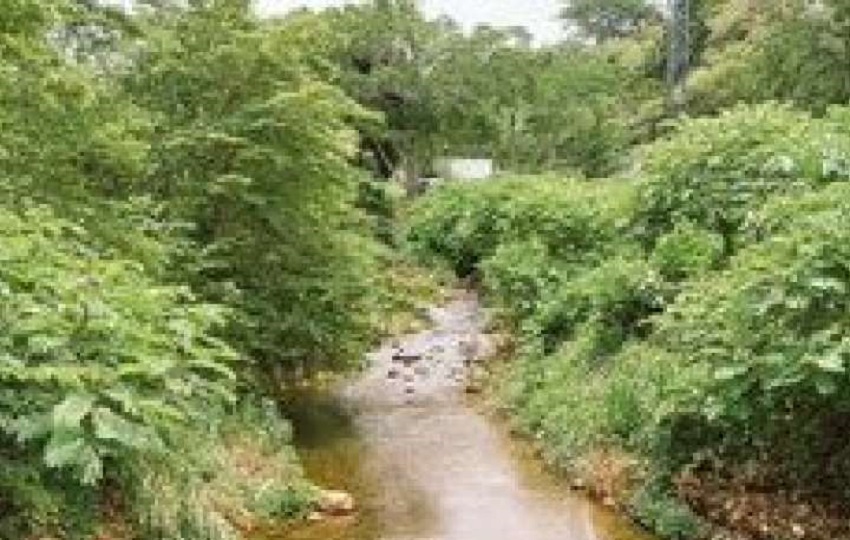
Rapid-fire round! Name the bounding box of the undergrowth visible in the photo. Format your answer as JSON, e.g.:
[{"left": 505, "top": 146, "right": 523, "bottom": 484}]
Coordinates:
[{"left": 407, "top": 103, "right": 850, "bottom": 539}]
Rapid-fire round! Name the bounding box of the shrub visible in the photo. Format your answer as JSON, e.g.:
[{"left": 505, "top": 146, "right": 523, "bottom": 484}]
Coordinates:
[
  {"left": 525, "top": 255, "right": 663, "bottom": 356},
  {"left": 652, "top": 224, "right": 724, "bottom": 282},
  {"left": 407, "top": 176, "right": 636, "bottom": 276},
  {"left": 0, "top": 206, "right": 236, "bottom": 484},
  {"left": 0, "top": 205, "right": 236, "bottom": 537},
  {"left": 506, "top": 334, "right": 692, "bottom": 470},
  {"left": 743, "top": 181, "right": 850, "bottom": 243},
  {"left": 506, "top": 341, "right": 608, "bottom": 466},
  {"left": 129, "top": 5, "right": 389, "bottom": 378},
  {"left": 481, "top": 239, "right": 567, "bottom": 322},
  {"left": 406, "top": 105, "right": 850, "bottom": 540},
  {"left": 0, "top": 2, "right": 407, "bottom": 536},
  {"left": 654, "top": 191, "right": 850, "bottom": 488},
  {"left": 635, "top": 103, "right": 850, "bottom": 252},
  {"left": 129, "top": 400, "right": 316, "bottom": 539},
  {"left": 629, "top": 484, "right": 706, "bottom": 540}
]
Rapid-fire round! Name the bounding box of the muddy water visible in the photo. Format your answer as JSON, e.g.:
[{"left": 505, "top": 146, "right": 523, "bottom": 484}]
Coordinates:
[{"left": 269, "top": 292, "right": 656, "bottom": 540}]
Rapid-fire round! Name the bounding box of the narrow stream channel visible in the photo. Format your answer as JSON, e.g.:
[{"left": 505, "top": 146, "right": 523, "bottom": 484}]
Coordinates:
[{"left": 266, "top": 292, "right": 656, "bottom": 540}]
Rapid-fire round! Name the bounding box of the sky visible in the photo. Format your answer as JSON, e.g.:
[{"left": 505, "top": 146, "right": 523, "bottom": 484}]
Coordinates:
[{"left": 254, "top": 0, "right": 567, "bottom": 45}]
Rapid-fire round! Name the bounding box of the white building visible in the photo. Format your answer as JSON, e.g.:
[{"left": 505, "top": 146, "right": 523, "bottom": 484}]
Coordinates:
[{"left": 433, "top": 158, "right": 495, "bottom": 181}]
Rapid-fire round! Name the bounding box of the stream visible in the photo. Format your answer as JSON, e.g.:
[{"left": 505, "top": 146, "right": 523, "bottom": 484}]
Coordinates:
[{"left": 265, "top": 291, "right": 656, "bottom": 540}]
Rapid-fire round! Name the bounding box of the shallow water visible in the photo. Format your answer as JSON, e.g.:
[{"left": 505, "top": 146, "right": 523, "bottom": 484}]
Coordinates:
[{"left": 265, "top": 292, "right": 656, "bottom": 540}]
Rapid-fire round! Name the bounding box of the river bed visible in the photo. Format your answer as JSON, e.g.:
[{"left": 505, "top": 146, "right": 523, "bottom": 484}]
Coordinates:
[{"left": 264, "top": 292, "right": 656, "bottom": 540}]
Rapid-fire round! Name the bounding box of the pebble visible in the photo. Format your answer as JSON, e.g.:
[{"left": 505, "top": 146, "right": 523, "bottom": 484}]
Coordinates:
[
  {"left": 317, "top": 490, "right": 356, "bottom": 516},
  {"left": 465, "top": 383, "right": 482, "bottom": 394}
]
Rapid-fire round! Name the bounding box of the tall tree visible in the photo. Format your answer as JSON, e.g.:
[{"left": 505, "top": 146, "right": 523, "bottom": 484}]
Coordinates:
[
  {"left": 125, "top": 1, "right": 384, "bottom": 377},
  {"left": 688, "top": 0, "right": 850, "bottom": 113},
  {"left": 562, "top": 0, "right": 658, "bottom": 42}
]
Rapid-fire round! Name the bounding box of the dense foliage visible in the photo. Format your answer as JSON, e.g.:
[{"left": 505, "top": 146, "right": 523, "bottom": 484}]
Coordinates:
[
  {"left": 277, "top": 0, "right": 664, "bottom": 179},
  {"left": 408, "top": 102, "right": 850, "bottom": 538},
  {"left": 634, "top": 103, "right": 850, "bottom": 251},
  {"left": 688, "top": 0, "right": 850, "bottom": 114},
  {"left": 0, "top": 1, "right": 403, "bottom": 537},
  {"left": 9, "top": 0, "right": 850, "bottom": 537},
  {"left": 127, "top": 5, "right": 386, "bottom": 375}
]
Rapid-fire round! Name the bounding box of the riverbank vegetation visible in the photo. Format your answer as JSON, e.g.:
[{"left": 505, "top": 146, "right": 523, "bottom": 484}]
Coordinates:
[
  {"left": 405, "top": 2, "right": 850, "bottom": 537},
  {"left": 0, "top": 1, "right": 421, "bottom": 537},
  {"left": 409, "top": 111, "right": 850, "bottom": 540},
  {"left": 7, "top": 0, "right": 850, "bottom": 538}
]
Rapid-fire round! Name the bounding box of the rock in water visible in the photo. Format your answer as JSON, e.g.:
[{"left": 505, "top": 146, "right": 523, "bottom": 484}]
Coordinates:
[
  {"left": 570, "top": 477, "right": 587, "bottom": 490},
  {"left": 317, "top": 490, "right": 356, "bottom": 516},
  {"left": 459, "top": 335, "right": 479, "bottom": 361},
  {"left": 392, "top": 351, "right": 422, "bottom": 366},
  {"left": 465, "top": 382, "right": 483, "bottom": 394}
]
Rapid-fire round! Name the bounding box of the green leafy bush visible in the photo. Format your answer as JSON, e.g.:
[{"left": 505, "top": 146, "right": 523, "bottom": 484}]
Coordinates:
[
  {"left": 256, "top": 484, "right": 318, "bottom": 520},
  {"left": 0, "top": 3, "right": 403, "bottom": 534},
  {"left": 407, "top": 176, "right": 635, "bottom": 276},
  {"left": 481, "top": 239, "right": 567, "bottom": 321},
  {"left": 129, "top": 400, "right": 316, "bottom": 539},
  {"left": 654, "top": 187, "right": 850, "bottom": 487},
  {"left": 652, "top": 223, "right": 724, "bottom": 282},
  {"left": 0, "top": 205, "right": 237, "bottom": 537},
  {"left": 629, "top": 484, "right": 706, "bottom": 540},
  {"left": 0, "top": 206, "right": 236, "bottom": 485},
  {"left": 506, "top": 336, "right": 692, "bottom": 469},
  {"left": 127, "top": 6, "right": 389, "bottom": 376},
  {"left": 524, "top": 255, "right": 663, "bottom": 356},
  {"left": 408, "top": 157, "right": 850, "bottom": 536},
  {"left": 635, "top": 103, "right": 850, "bottom": 251},
  {"left": 505, "top": 340, "right": 607, "bottom": 465},
  {"left": 743, "top": 181, "right": 850, "bottom": 243}
]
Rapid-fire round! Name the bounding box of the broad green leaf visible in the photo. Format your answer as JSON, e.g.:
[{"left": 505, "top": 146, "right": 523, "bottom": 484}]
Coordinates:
[
  {"left": 52, "top": 393, "right": 95, "bottom": 431},
  {"left": 93, "top": 407, "right": 161, "bottom": 450}
]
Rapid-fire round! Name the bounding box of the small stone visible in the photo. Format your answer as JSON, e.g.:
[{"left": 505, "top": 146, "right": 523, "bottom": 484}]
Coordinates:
[
  {"left": 414, "top": 365, "right": 430, "bottom": 376},
  {"left": 393, "top": 352, "right": 421, "bottom": 366},
  {"left": 307, "top": 511, "right": 324, "bottom": 523},
  {"left": 465, "top": 383, "right": 483, "bottom": 394},
  {"left": 570, "top": 478, "right": 587, "bottom": 490},
  {"left": 791, "top": 524, "right": 805, "bottom": 538},
  {"left": 387, "top": 367, "right": 400, "bottom": 379},
  {"left": 317, "top": 490, "right": 356, "bottom": 516},
  {"left": 602, "top": 496, "right": 616, "bottom": 509},
  {"left": 405, "top": 385, "right": 416, "bottom": 394}
]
